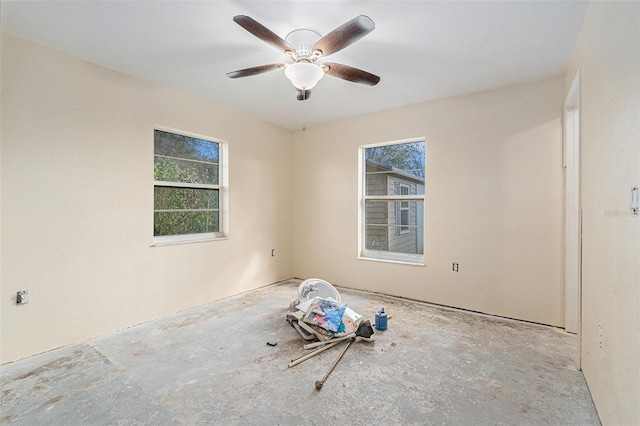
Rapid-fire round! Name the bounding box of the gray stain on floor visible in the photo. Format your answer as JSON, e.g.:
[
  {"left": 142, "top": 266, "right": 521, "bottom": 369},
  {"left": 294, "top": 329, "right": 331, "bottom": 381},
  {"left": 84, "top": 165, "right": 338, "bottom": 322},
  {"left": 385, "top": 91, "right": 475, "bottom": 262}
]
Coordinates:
[{"left": 1, "top": 280, "right": 600, "bottom": 425}]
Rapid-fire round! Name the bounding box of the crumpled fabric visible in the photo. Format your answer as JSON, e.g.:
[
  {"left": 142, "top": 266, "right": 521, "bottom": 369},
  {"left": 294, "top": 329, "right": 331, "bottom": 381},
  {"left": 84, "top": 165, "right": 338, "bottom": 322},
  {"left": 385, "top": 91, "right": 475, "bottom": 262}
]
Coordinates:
[{"left": 301, "top": 298, "right": 347, "bottom": 333}]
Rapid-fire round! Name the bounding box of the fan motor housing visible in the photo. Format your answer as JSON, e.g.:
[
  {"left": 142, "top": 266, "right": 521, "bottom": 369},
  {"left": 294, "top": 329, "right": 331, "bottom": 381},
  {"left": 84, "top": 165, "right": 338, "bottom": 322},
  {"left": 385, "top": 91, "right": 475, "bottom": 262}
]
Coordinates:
[{"left": 285, "top": 29, "right": 322, "bottom": 60}]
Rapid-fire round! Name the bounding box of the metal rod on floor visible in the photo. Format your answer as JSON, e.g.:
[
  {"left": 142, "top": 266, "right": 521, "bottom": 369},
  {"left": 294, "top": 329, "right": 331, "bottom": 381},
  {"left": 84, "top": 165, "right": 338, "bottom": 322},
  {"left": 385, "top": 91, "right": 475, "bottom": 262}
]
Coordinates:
[
  {"left": 315, "top": 337, "right": 355, "bottom": 390},
  {"left": 288, "top": 340, "right": 340, "bottom": 368}
]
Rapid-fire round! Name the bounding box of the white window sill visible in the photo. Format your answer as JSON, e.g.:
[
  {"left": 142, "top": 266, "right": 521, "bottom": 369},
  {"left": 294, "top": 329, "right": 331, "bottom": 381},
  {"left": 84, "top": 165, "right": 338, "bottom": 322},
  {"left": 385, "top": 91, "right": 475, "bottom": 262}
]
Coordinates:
[
  {"left": 151, "top": 234, "right": 228, "bottom": 247},
  {"left": 359, "top": 250, "right": 424, "bottom": 266}
]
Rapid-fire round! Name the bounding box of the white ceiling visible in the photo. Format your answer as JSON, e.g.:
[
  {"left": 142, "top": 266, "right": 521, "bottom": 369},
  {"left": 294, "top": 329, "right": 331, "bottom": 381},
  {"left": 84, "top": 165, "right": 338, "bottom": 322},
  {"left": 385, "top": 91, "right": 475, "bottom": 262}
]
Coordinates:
[{"left": 1, "top": 1, "right": 589, "bottom": 131}]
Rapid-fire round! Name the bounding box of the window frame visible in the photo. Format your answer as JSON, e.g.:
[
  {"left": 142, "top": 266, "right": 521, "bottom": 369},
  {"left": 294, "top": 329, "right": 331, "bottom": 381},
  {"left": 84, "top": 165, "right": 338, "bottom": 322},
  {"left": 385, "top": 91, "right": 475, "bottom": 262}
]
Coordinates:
[
  {"left": 358, "top": 137, "right": 425, "bottom": 266},
  {"left": 152, "top": 127, "right": 229, "bottom": 246}
]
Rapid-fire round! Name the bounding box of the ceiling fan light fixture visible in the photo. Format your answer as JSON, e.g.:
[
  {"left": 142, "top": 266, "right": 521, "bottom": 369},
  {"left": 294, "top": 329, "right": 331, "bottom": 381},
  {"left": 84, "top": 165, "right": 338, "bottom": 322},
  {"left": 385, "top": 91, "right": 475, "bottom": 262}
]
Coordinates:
[{"left": 284, "top": 62, "right": 324, "bottom": 90}]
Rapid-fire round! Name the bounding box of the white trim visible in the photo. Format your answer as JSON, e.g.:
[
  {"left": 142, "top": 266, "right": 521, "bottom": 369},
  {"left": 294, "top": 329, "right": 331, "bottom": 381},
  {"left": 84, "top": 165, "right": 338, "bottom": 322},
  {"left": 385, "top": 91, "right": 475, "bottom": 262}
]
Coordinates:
[
  {"left": 357, "top": 149, "right": 365, "bottom": 259},
  {"left": 359, "top": 250, "right": 424, "bottom": 266},
  {"left": 563, "top": 68, "right": 582, "bottom": 369},
  {"left": 154, "top": 209, "right": 219, "bottom": 213},
  {"left": 220, "top": 140, "right": 229, "bottom": 238},
  {"left": 154, "top": 181, "right": 219, "bottom": 190},
  {"left": 366, "top": 223, "right": 421, "bottom": 230},
  {"left": 152, "top": 233, "right": 228, "bottom": 247},
  {"left": 364, "top": 194, "right": 425, "bottom": 201}
]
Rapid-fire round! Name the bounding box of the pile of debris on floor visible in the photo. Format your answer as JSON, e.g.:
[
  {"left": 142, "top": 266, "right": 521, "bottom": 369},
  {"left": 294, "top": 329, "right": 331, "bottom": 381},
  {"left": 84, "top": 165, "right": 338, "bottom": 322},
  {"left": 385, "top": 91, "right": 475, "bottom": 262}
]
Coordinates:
[{"left": 285, "top": 278, "right": 382, "bottom": 390}]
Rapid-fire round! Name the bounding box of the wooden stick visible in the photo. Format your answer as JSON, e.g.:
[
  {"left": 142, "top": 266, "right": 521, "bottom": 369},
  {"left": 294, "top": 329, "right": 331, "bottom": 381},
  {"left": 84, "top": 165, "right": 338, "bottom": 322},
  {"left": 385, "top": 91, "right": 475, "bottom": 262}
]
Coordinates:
[
  {"left": 288, "top": 341, "right": 341, "bottom": 368},
  {"left": 315, "top": 337, "right": 355, "bottom": 390},
  {"left": 303, "top": 333, "right": 356, "bottom": 350}
]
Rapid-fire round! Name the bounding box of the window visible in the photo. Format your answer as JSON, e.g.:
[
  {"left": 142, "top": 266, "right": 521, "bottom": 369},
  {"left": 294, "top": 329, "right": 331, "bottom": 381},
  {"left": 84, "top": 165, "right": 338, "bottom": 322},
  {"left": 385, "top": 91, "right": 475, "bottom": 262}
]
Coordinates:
[
  {"left": 153, "top": 129, "right": 227, "bottom": 244},
  {"left": 396, "top": 184, "right": 410, "bottom": 235},
  {"left": 359, "top": 138, "right": 425, "bottom": 264}
]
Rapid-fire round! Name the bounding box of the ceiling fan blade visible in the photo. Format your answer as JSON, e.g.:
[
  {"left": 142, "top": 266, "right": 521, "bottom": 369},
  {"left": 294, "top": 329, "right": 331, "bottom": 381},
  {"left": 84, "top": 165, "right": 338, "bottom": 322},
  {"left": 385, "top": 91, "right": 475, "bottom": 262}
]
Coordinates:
[
  {"left": 296, "top": 89, "right": 312, "bottom": 101},
  {"left": 233, "top": 15, "right": 295, "bottom": 54},
  {"left": 226, "top": 63, "right": 284, "bottom": 79},
  {"left": 323, "top": 63, "right": 380, "bottom": 86},
  {"left": 312, "top": 15, "right": 375, "bottom": 57}
]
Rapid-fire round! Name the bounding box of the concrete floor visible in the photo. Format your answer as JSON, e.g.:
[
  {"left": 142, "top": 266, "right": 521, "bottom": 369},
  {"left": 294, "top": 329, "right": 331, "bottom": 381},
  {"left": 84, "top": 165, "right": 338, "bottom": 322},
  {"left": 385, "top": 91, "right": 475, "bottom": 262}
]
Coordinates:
[{"left": 1, "top": 279, "right": 600, "bottom": 425}]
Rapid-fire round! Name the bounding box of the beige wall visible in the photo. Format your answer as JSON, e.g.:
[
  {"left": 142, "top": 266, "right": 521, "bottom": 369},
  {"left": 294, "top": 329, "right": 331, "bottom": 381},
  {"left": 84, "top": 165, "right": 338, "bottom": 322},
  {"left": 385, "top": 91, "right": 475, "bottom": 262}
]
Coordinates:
[
  {"left": 292, "top": 76, "right": 565, "bottom": 327},
  {"left": 0, "top": 34, "right": 293, "bottom": 364},
  {"left": 565, "top": 2, "right": 640, "bottom": 424}
]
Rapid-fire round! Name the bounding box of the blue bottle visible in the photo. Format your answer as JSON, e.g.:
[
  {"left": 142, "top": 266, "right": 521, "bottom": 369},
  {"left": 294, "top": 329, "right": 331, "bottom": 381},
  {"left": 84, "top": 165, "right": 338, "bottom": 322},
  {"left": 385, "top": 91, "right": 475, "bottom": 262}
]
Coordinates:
[{"left": 375, "top": 307, "right": 388, "bottom": 331}]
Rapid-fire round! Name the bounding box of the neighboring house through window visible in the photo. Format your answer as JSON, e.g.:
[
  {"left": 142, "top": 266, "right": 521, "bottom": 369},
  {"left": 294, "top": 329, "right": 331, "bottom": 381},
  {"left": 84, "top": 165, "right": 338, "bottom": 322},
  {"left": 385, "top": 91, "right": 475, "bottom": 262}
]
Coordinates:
[
  {"left": 153, "top": 128, "right": 228, "bottom": 245},
  {"left": 359, "top": 138, "right": 425, "bottom": 264}
]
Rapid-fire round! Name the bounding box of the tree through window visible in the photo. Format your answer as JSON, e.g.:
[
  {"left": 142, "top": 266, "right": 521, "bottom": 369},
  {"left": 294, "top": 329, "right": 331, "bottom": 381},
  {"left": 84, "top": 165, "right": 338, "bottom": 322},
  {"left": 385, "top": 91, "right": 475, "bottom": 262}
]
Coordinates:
[{"left": 154, "top": 129, "right": 223, "bottom": 238}]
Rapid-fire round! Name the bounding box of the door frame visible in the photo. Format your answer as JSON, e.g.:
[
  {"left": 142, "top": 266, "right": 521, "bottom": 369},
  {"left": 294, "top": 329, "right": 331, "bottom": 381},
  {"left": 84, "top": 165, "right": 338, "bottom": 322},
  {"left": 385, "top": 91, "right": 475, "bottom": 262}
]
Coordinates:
[{"left": 564, "top": 69, "right": 582, "bottom": 369}]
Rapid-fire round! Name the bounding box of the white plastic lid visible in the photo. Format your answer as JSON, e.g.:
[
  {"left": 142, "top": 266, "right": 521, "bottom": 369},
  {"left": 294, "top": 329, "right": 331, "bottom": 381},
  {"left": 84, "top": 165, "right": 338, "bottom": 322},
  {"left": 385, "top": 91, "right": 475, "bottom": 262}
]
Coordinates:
[{"left": 297, "top": 278, "right": 341, "bottom": 303}]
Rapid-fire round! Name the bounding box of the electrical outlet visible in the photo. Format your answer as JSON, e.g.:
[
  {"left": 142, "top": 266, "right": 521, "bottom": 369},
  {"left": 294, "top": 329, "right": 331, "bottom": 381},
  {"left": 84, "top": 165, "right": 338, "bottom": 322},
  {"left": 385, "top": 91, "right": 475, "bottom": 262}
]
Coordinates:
[
  {"left": 452, "top": 262, "right": 459, "bottom": 272},
  {"left": 17, "top": 290, "right": 29, "bottom": 305},
  {"left": 271, "top": 249, "right": 276, "bottom": 257}
]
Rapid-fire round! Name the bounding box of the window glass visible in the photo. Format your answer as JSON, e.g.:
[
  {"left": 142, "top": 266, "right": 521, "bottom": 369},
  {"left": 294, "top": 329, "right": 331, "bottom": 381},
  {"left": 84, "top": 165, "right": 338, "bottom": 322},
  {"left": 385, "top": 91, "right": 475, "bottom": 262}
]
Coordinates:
[
  {"left": 364, "top": 200, "right": 424, "bottom": 253},
  {"left": 154, "top": 156, "right": 218, "bottom": 185},
  {"left": 154, "top": 129, "right": 223, "bottom": 239},
  {"left": 365, "top": 141, "right": 425, "bottom": 196}
]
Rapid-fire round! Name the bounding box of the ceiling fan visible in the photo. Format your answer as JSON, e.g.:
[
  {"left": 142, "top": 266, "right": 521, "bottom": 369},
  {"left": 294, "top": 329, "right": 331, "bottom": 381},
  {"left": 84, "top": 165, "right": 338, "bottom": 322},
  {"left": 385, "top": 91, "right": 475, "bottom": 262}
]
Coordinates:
[{"left": 226, "top": 15, "right": 380, "bottom": 100}]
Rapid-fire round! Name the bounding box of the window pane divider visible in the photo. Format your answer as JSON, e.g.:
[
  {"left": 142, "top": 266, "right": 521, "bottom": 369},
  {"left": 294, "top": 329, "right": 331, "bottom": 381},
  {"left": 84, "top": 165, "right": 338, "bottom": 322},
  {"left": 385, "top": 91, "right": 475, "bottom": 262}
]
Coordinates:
[
  {"left": 154, "top": 208, "right": 219, "bottom": 213},
  {"left": 364, "top": 195, "right": 424, "bottom": 201},
  {"left": 365, "top": 224, "right": 422, "bottom": 229},
  {"left": 154, "top": 181, "right": 219, "bottom": 190},
  {"left": 365, "top": 170, "right": 424, "bottom": 176}
]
